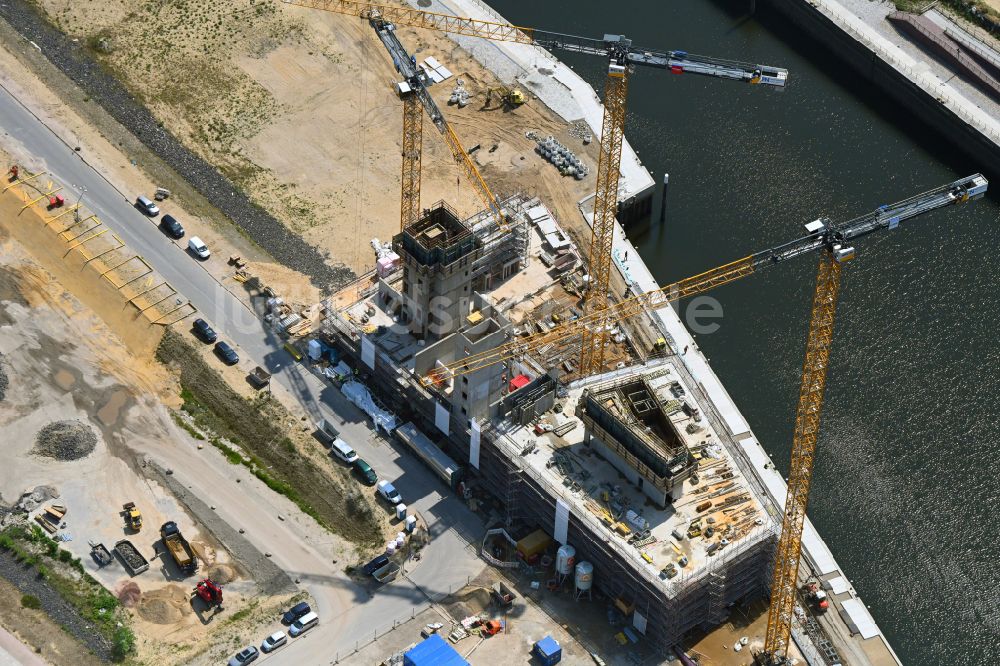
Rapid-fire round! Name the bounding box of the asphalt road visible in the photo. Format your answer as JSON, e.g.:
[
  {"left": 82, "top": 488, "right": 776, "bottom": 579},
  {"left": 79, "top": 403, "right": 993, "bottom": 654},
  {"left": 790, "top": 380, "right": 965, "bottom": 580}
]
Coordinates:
[{"left": 0, "top": 84, "right": 487, "bottom": 664}]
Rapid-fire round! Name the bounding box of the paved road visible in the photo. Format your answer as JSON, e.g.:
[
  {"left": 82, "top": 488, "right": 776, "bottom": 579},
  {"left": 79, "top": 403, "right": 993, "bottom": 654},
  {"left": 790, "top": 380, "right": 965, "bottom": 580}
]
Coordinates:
[
  {"left": 0, "top": 627, "right": 44, "bottom": 666},
  {"left": 0, "top": 84, "right": 486, "bottom": 664}
]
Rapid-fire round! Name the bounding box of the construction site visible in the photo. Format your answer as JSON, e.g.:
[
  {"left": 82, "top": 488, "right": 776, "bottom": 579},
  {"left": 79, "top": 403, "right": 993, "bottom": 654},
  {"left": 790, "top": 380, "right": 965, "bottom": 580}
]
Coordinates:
[{"left": 0, "top": 0, "right": 994, "bottom": 663}]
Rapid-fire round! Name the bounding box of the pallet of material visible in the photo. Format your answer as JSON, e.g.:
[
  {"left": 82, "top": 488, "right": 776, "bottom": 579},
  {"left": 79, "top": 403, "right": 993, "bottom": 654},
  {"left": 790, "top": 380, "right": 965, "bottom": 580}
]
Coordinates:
[{"left": 33, "top": 514, "right": 58, "bottom": 533}]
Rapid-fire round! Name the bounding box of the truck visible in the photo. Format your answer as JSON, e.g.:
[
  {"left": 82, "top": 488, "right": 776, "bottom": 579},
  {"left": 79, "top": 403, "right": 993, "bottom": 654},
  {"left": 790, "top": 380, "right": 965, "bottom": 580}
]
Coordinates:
[
  {"left": 394, "top": 422, "right": 463, "bottom": 490},
  {"left": 122, "top": 502, "right": 142, "bottom": 531},
  {"left": 113, "top": 539, "right": 150, "bottom": 576},
  {"left": 160, "top": 521, "right": 198, "bottom": 575}
]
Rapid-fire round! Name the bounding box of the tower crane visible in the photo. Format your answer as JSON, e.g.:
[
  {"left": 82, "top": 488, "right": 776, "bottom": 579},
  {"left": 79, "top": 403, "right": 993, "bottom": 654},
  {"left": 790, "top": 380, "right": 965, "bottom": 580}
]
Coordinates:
[
  {"left": 286, "top": 3, "right": 505, "bottom": 231},
  {"left": 366, "top": 13, "right": 505, "bottom": 230},
  {"left": 283, "top": 0, "right": 787, "bottom": 373},
  {"left": 417, "top": 172, "right": 988, "bottom": 661}
]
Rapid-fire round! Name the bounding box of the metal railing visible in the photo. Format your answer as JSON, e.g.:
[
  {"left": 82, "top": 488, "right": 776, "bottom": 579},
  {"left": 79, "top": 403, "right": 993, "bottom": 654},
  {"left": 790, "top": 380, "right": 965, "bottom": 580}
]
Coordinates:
[{"left": 814, "top": 0, "right": 1000, "bottom": 142}]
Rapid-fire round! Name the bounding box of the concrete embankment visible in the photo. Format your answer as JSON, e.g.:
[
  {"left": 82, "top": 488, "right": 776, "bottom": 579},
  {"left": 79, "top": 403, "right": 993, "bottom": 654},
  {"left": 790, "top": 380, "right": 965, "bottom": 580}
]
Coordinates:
[
  {"left": 761, "top": 0, "right": 1000, "bottom": 178},
  {"left": 424, "top": 0, "right": 907, "bottom": 661}
]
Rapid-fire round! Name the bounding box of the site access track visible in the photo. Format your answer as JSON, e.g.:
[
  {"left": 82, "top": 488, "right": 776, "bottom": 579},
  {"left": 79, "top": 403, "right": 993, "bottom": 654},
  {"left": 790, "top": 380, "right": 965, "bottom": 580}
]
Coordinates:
[{"left": 0, "top": 84, "right": 487, "bottom": 663}]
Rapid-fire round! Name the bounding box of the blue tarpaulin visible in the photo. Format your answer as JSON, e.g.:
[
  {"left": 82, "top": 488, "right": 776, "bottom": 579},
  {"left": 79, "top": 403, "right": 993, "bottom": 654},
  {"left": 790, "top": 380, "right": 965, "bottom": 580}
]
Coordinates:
[
  {"left": 533, "top": 635, "right": 562, "bottom": 665},
  {"left": 403, "top": 634, "right": 469, "bottom": 666}
]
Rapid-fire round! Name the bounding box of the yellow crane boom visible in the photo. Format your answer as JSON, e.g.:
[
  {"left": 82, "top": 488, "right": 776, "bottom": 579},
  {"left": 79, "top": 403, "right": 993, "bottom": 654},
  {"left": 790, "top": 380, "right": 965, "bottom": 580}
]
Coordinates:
[
  {"left": 290, "top": 1, "right": 506, "bottom": 229},
  {"left": 285, "top": 0, "right": 787, "bottom": 372},
  {"left": 423, "top": 173, "right": 985, "bottom": 384}
]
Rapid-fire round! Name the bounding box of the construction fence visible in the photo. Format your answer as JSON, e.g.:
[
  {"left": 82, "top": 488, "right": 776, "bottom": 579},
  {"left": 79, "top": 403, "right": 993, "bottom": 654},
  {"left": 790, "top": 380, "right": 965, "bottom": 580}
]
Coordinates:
[{"left": 2, "top": 168, "right": 195, "bottom": 325}]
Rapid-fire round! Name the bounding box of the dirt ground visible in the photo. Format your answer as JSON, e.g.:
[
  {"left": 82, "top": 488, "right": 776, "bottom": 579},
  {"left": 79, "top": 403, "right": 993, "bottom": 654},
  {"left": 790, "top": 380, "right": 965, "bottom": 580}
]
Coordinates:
[
  {"left": 0, "top": 575, "right": 103, "bottom": 666},
  {"left": 35, "top": 0, "right": 599, "bottom": 276},
  {"left": 0, "top": 199, "right": 325, "bottom": 664},
  {"left": 686, "top": 599, "right": 770, "bottom": 666}
]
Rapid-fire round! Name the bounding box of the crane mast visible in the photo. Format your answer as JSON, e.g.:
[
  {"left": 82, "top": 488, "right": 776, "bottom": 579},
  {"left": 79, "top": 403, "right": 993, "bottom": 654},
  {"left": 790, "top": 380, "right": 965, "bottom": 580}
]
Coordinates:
[
  {"left": 284, "top": 0, "right": 786, "bottom": 370},
  {"left": 367, "top": 13, "right": 505, "bottom": 228},
  {"left": 581, "top": 58, "right": 629, "bottom": 375}
]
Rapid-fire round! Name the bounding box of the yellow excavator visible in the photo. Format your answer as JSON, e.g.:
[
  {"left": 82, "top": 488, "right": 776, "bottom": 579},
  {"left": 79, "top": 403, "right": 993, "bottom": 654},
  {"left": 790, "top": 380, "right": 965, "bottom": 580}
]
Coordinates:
[{"left": 485, "top": 85, "right": 525, "bottom": 109}]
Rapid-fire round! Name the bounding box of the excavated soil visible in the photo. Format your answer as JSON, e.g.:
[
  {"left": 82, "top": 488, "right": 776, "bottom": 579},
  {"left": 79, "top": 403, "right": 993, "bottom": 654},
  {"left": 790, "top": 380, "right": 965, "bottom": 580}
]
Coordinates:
[
  {"left": 205, "top": 564, "right": 236, "bottom": 585},
  {"left": 115, "top": 581, "right": 142, "bottom": 608}
]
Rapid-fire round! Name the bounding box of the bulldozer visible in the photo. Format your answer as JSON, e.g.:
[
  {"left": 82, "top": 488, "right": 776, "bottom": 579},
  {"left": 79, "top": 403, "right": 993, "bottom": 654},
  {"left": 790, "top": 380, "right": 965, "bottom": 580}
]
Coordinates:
[
  {"left": 122, "top": 502, "right": 142, "bottom": 532},
  {"left": 193, "top": 579, "right": 224, "bottom": 611},
  {"left": 485, "top": 85, "right": 526, "bottom": 109}
]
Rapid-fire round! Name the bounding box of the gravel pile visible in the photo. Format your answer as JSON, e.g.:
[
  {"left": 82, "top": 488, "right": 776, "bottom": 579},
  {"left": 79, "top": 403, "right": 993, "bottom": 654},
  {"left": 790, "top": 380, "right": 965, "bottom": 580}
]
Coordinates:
[
  {"left": 34, "top": 420, "right": 97, "bottom": 461},
  {"left": 0, "top": 0, "right": 355, "bottom": 294},
  {"left": 15, "top": 485, "right": 59, "bottom": 513},
  {"left": 0, "top": 353, "right": 7, "bottom": 401}
]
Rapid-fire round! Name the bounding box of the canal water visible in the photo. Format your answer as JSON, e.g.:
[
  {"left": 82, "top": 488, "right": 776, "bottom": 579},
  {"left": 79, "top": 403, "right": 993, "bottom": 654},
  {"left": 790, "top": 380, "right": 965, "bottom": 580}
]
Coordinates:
[{"left": 487, "top": 1, "right": 999, "bottom": 664}]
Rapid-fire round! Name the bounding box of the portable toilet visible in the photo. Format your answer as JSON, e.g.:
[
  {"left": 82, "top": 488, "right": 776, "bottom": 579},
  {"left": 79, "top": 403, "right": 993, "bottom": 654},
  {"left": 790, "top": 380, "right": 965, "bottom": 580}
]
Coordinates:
[
  {"left": 396, "top": 503, "right": 407, "bottom": 520},
  {"left": 533, "top": 635, "right": 562, "bottom": 665},
  {"left": 405, "top": 515, "right": 417, "bottom": 533}
]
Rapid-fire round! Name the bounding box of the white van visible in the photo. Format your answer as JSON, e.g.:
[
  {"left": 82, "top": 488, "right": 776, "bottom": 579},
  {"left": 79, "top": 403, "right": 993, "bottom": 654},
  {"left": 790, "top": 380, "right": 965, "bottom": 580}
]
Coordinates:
[
  {"left": 288, "top": 611, "right": 318, "bottom": 637},
  {"left": 188, "top": 236, "right": 210, "bottom": 260},
  {"left": 330, "top": 437, "right": 358, "bottom": 464},
  {"left": 376, "top": 480, "right": 402, "bottom": 505}
]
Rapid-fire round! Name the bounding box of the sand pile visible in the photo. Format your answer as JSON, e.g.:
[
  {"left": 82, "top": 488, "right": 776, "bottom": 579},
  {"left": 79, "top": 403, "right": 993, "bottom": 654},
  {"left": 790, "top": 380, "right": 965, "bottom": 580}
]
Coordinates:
[
  {"left": 33, "top": 420, "right": 97, "bottom": 460},
  {"left": 205, "top": 564, "right": 236, "bottom": 585},
  {"left": 137, "top": 585, "right": 191, "bottom": 624}
]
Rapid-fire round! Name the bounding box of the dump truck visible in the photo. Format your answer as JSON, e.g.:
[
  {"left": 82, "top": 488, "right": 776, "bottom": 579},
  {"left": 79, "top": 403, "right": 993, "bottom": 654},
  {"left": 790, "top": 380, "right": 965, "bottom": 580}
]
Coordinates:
[
  {"left": 114, "top": 539, "right": 150, "bottom": 576},
  {"left": 122, "top": 502, "right": 142, "bottom": 531},
  {"left": 160, "top": 521, "right": 198, "bottom": 575}
]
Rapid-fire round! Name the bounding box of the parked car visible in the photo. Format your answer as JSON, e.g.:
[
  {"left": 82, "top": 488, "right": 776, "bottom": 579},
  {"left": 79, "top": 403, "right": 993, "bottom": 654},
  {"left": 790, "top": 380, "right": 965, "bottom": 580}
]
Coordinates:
[
  {"left": 376, "top": 480, "right": 402, "bottom": 505},
  {"left": 135, "top": 195, "right": 159, "bottom": 216},
  {"left": 159, "top": 214, "right": 184, "bottom": 238},
  {"left": 330, "top": 437, "right": 358, "bottom": 464},
  {"left": 282, "top": 601, "right": 311, "bottom": 625},
  {"left": 261, "top": 631, "right": 287, "bottom": 653},
  {"left": 228, "top": 646, "right": 258, "bottom": 666},
  {"left": 361, "top": 554, "right": 389, "bottom": 576},
  {"left": 192, "top": 318, "right": 217, "bottom": 343},
  {"left": 288, "top": 611, "right": 319, "bottom": 637},
  {"left": 214, "top": 341, "right": 239, "bottom": 365},
  {"left": 352, "top": 458, "right": 377, "bottom": 486},
  {"left": 187, "top": 236, "right": 210, "bottom": 259}
]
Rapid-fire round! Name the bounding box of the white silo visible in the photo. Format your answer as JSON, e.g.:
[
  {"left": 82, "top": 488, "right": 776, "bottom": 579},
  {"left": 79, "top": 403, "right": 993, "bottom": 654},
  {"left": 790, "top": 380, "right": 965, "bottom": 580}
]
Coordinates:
[
  {"left": 574, "top": 561, "right": 594, "bottom": 600},
  {"left": 555, "top": 544, "right": 576, "bottom": 576}
]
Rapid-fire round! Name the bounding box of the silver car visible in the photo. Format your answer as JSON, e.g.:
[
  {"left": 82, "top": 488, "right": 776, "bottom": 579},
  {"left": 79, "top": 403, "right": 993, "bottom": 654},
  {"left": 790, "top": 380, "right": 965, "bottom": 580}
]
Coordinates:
[
  {"left": 228, "top": 645, "right": 258, "bottom": 666},
  {"left": 261, "top": 631, "right": 287, "bottom": 653}
]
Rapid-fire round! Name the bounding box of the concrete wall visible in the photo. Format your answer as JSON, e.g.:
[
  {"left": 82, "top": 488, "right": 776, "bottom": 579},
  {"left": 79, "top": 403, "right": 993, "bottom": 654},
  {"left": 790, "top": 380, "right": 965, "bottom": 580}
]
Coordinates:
[
  {"left": 584, "top": 427, "right": 669, "bottom": 507},
  {"left": 762, "top": 0, "right": 1000, "bottom": 179}
]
